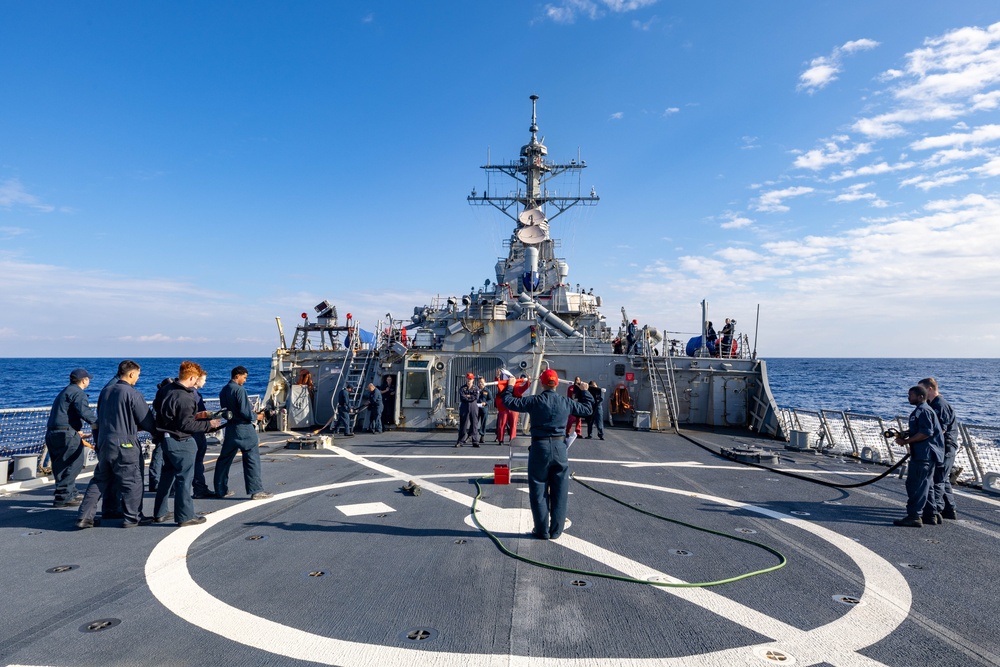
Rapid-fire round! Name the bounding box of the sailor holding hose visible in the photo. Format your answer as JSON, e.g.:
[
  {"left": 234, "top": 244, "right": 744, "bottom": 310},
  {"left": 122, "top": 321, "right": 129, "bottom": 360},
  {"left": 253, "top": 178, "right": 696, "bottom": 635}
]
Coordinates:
[{"left": 501, "top": 369, "right": 593, "bottom": 540}]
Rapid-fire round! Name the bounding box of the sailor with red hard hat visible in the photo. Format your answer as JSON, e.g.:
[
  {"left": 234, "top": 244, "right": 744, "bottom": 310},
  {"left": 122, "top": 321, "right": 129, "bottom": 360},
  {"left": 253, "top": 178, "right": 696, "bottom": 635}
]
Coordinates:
[{"left": 501, "top": 369, "right": 593, "bottom": 539}]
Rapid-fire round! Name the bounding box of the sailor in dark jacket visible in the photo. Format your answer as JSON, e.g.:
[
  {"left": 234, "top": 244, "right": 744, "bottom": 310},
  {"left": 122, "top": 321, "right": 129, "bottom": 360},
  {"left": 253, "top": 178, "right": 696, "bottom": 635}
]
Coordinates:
[
  {"left": 45, "top": 368, "right": 97, "bottom": 507},
  {"left": 336, "top": 384, "right": 355, "bottom": 436},
  {"left": 153, "top": 362, "right": 222, "bottom": 526},
  {"left": 76, "top": 360, "right": 157, "bottom": 528},
  {"left": 215, "top": 366, "right": 272, "bottom": 500},
  {"left": 919, "top": 377, "right": 959, "bottom": 520},
  {"left": 502, "top": 370, "right": 594, "bottom": 539},
  {"left": 456, "top": 373, "right": 479, "bottom": 446},
  {"left": 585, "top": 380, "right": 605, "bottom": 440},
  {"left": 893, "top": 385, "right": 946, "bottom": 527},
  {"left": 149, "top": 376, "right": 175, "bottom": 493},
  {"left": 364, "top": 382, "right": 383, "bottom": 433}
]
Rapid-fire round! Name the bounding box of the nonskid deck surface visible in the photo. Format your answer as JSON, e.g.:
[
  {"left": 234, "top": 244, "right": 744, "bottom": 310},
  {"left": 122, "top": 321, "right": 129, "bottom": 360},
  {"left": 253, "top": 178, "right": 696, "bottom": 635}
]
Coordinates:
[{"left": 1, "top": 428, "right": 999, "bottom": 667}]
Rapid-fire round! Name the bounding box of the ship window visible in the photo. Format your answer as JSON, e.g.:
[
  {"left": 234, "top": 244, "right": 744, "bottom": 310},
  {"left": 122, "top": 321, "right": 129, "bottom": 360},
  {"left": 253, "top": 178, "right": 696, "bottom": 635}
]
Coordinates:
[
  {"left": 404, "top": 372, "right": 429, "bottom": 400},
  {"left": 614, "top": 364, "right": 626, "bottom": 376}
]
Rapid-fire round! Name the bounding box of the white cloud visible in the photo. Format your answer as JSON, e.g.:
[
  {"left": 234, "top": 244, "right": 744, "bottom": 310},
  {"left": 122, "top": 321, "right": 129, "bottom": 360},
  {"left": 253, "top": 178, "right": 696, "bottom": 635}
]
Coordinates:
[
  {"left": 831, "top": 182, "right": 889, "bottom": 207},
  {"left": 541, "top": 0, "right": 656, "bottom": 23},
  {"left": 828, "top": 160, "right": 917, "bottom": 181},
  {"left": 720, "top": 212, "right": 753, "bottom": 229},
  {"left": 798, "top": 38, "right": 880, "bottom": 93},
  {"left": 715, "top": 247, "right": 763, "bottom": 263},
  {"left": 753, "top": 186, "right": 814, "bottom": 213},
  {"left": 361, "top": 13, "right": 374, "bottom": 23},
  {"left": 662, "top": 107, "right": 679, "bottom": 116},
  {"left": 909, "top": 123, "right": 1000, "bottom": 150},
  {"left": 793, "top": 138, "right": 873, "bottom": 171},
  {"left": 899, "top": 171, "right": 970, "bottom": 190},
  {"left": 856, "top": 22, "right": 1000, "bottom": 137},
  {"left": 609, "top": 111, "right": 624, "bottom": 120},
  {"left": 0, "top": 178, "right": 56, "bottom": 213}
]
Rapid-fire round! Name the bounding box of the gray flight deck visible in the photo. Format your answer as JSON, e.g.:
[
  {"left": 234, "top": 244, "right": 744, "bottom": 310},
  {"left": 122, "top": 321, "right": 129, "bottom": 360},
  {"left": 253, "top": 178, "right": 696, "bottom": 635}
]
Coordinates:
[{"left": 2, "top": 426, "right": 999, "bottom": 666}]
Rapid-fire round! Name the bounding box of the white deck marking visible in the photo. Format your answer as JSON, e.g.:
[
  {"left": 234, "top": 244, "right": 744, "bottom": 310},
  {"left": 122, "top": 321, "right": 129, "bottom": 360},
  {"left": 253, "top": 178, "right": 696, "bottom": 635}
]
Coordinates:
[
  {"left": 335, "top": 501, "right": 395, "bottom": 516},
  {"left": 146, "top": 446, "right": 909, "bottom": 666}
]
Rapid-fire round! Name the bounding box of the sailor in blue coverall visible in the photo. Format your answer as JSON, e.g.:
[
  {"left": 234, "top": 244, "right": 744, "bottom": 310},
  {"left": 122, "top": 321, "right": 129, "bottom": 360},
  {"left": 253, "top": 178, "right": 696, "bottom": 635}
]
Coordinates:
[
  {"left": 336, "top": 384, "right": 355, "bottom": 436},
  {"left": 893, "top": 385, "right": 945, "bottom": 527},
  {"left": 76, "top": 361, "right": 157, "bottom": 528},
  {"left": 153, "top": 363, "right": 222, "bottom": 526},
  {"left": 502, "top": 370, "right": 594, "bottom": 539},
  {"left": 456, "top": 373, "right": 479, "bottom": 446},
  {"left": 365, "top": 382, "right": 383, "bottom": 433},
  {"left": 44, "top": 368, "right": 97, "bottom": 507},
  {"left": 919, "top": 377, "right": 960, "bottom": 520},
  {"left": 215, "top": 366, "right": 272, "bottom": 500}
]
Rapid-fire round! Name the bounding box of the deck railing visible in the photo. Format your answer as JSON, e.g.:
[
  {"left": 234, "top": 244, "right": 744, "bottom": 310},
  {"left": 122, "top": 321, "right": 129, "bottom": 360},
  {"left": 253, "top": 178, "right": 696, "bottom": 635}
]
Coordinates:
[
  {"left": 0, "top": 396, "right": 258, "bottom": 470},
  {"left": 779, "top": 406, "right": 998, "bottom": 487}
]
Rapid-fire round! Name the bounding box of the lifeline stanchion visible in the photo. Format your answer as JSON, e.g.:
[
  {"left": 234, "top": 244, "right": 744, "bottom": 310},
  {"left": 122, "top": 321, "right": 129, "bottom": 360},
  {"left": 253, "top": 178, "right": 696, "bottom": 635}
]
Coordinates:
[
  {"left": 677, "top": 429, "right": 910, "bottom": 490},
  {"left": 470, "top": 469, "right": 787, "bottom": 588}
]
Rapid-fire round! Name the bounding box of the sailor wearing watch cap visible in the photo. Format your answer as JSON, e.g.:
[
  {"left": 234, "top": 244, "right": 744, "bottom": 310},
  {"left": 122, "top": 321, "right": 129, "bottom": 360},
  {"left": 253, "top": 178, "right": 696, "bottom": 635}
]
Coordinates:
[
  {"left": 501, "top": 369, "right": 593, "bottom": 539},
  {"left": 456, "top": 372, "right": 480, "bottom": 446},
  {"left": 45, "top": 368, "right": 97, "bottom": 507}
]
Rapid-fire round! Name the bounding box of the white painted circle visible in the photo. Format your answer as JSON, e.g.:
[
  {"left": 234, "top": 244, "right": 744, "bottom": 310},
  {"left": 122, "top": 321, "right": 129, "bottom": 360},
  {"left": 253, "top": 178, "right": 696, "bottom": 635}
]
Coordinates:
[{"left": 145, "top": 449, "right": 913, "bottom": 666}]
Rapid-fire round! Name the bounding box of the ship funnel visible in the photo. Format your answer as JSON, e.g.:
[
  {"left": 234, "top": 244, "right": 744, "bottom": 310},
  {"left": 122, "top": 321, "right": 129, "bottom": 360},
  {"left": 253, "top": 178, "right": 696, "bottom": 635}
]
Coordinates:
[{"left": 522, "top": 246, "right": 540, "bottom": 293}]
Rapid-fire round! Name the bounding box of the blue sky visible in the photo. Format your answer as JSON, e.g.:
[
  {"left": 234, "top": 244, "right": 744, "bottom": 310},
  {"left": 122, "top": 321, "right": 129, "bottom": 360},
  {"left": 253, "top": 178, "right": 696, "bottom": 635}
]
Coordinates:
[{"left": 2, "top": 1, "right": 999, "bottom": 358}]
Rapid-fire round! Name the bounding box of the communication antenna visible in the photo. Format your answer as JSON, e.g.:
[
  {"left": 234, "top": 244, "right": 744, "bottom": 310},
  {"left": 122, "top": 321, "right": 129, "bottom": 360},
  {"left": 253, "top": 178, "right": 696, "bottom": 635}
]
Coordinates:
[
  {"left": 516, "top": 226, "right": 546, "bottom": 244},
  {"left": 518, "top": 207, "right": 546, "bottom": 226}
]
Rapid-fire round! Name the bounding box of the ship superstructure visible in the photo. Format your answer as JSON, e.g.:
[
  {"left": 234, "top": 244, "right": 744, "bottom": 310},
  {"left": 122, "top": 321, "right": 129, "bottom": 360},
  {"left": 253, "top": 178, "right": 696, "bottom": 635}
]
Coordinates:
[{"left": 263, "top": 96, "right": 785, "bottom": 438}]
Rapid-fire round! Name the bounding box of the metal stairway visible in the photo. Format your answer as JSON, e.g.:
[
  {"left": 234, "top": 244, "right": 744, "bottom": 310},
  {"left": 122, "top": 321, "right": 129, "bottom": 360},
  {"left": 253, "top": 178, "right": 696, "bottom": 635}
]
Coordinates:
[
  {"left": 643, "top": 332, "right": 679, "bottom": 432},
  {"left": 343, "top": 319, "right": 382, "bottom": 427}
]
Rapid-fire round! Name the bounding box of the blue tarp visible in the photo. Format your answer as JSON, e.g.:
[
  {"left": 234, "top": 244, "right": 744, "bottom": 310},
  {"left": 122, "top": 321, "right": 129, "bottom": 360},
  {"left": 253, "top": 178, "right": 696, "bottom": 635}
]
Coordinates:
[
  {"left": 344, "top": 328, "right": 376, "bottom": 346},
  {"left": 685, "top": 336, "right": 716, "bottom": 357}
]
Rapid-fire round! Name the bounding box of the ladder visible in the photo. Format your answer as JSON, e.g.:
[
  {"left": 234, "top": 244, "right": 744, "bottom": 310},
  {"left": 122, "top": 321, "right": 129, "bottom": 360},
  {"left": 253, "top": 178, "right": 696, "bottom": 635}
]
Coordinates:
[
  {"left": 343, "top": 319, "right": 382, "bottom": 428},
  {"left": 643, "top": 332, "right": 678, "bottom": 432}
]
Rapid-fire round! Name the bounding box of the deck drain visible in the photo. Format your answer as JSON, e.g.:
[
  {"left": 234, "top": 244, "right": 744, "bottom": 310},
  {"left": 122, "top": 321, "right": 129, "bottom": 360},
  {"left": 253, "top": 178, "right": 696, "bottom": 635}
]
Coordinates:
[
  {"left": 631, "top": 502, "right": 643, "bottom": 507},
  {"left": 245, "top": 535, "right": 268, "bottom": 541},
  {"left": 376, "top": 514, "right": 388, "bottom": 518},
  {"left": 304, "top": 570, "right": 327, "bottom": 578},
  {"left": 753, "top": 646, "right": 796, "bottom": 664},
  {"left": 21, "top": 531, "right": 42, "bottom": 536},
  {"left": 277, "top": 482, "right": 287, "bottom": 485},
  {"left": 399, "top": 627, "right": 438, "bottom": 642},
  {"left": 454, "top": 539, "right": 468, "bottom": 544},
  {"left": 46, "top": 565, "right": 79, "bottom": 574},
  {"left": 924, "top": 539, "right": 941, "bottom": 544},
  {"left": 832, "top": 594, "right": 863, "bottom": 606},
  {"left": 327, "top": 493, "right": 340, "bottom": 497},
  {"left": 766, "top": 478, "right": 780, "bottom": 482},
  {"left": 564, "top": 578, "right": 593, "bottom": 589},
  {"left": 899, "top": 562, "right": 924, "bottom": 570},
  {"left": 80, "top": 618, "right": 121, "bottom": 633},
  {"left": 736, "top": 528, "right": 757, "bottom": 534},
  {"left": 789, "top": 511, "right": 811, "bottom": 516},
  {"left": 668, "top": 549, "right": 693, "bottom": 557}
]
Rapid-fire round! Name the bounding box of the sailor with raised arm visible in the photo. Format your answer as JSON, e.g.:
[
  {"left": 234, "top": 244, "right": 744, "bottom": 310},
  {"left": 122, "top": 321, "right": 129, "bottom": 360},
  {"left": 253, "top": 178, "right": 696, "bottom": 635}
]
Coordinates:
[{"left": 502, "top": 369, "right": 593, "bottom": 540}]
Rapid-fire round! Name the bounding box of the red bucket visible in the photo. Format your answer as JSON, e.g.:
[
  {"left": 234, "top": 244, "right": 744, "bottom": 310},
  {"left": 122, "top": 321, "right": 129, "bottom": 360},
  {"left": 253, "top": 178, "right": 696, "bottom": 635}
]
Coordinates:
[{"left": 493, "top": 464, "right": 510, "bottom": 485}]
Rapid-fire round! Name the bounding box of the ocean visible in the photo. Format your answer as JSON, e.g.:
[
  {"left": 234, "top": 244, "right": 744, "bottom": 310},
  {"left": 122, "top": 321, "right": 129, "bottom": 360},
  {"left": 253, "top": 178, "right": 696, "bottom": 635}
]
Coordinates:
[{"left": 1, "top": 357, "right": 996, "bottom": 426}]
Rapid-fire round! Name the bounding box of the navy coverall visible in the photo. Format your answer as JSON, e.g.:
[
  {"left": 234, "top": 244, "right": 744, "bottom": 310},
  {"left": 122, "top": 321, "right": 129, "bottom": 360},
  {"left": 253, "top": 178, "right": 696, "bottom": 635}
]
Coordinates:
[
  {"left": 586, "top": 386, "right": 605, "bottom": 439},
  {"left": 927, "top": 395, "right": 958, "bottom": 514},
  {"left": 366, "top": 387, "right": 383, "bottom": 433},
  {"left": 44, "top": 383, "right": 97, "bottom": 505},
  {"left": 335, "top": 387, "right": 353, "bottom": 435},
  {"left": 457, "top": 384, "right": 479, "bottom": 444},
  {"left": 154, "top": 381, "right": 217, "bottom": 524},
  {"left": 904, "top": 402, "right": 946, "bottom": 518},
  {"left": 77, "top": 381, "right": 156, "bottom": 526},
  {"left": 502, "top": 383, "right": 594, "bottom": 538},
  {"left": 215, "top": 379, "right": 264, "bottom": 497}
]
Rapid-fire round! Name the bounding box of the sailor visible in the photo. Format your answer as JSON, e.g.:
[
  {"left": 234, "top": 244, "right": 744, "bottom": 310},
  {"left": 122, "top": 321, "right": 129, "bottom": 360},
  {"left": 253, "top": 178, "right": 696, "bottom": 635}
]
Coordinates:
[
  {"left": 706, "top": 321, "right": 718, "bottom": 356},
  {"left": 153, "top": 361, "right": 222, "bottom": 526},
  {"left": 379, "top": 375, "right": 397, "bottom": 430},
  {"left": 626, "top": 319, "right": 637, "bottom": 355},
  {"left": 918, "top": 377, "right": 959, "bottom": 520},
  {"left": 148, "top": 376, "right": 175, "bottom": 493},
  {"left": 91, "top": 372, "right": 126, "bottom": 520},
  {"left": 565, "top": 376, "right": 584, "bottom": 437},
  {"left": 364, "top": 382, "right": 383, "bottom": 433},
  {"left": 893, "top": 385, "right": 946, "bottom": 527},
  {"left": 76, "top": 360, "right": 157, "bottom": 528},
  {"left": 721, "top": 318, "right": 735, "bottom": 358},
  {"left": 501, "top": 369, "right": 594, "bottom": 539},
  {"left": 336, "top": 383, "right": 355, "bottom": 436},
  {"left": 191, "top": 369, "right": 214, "bottom": 499},
  {"left": 476, "top": 377, "right": 490, "bottom": 442},
  {"left": 456, "top": 373, "right": 479, "bottom": 447},
  {"left": 44, "top": 368, "right": 97, "bottom": 507},
  {"left": 585, "top": 380, "right": 605, "bottom": 440},
  {"left": 215, "top": 366, "right": 273, "bottom": 500}
]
